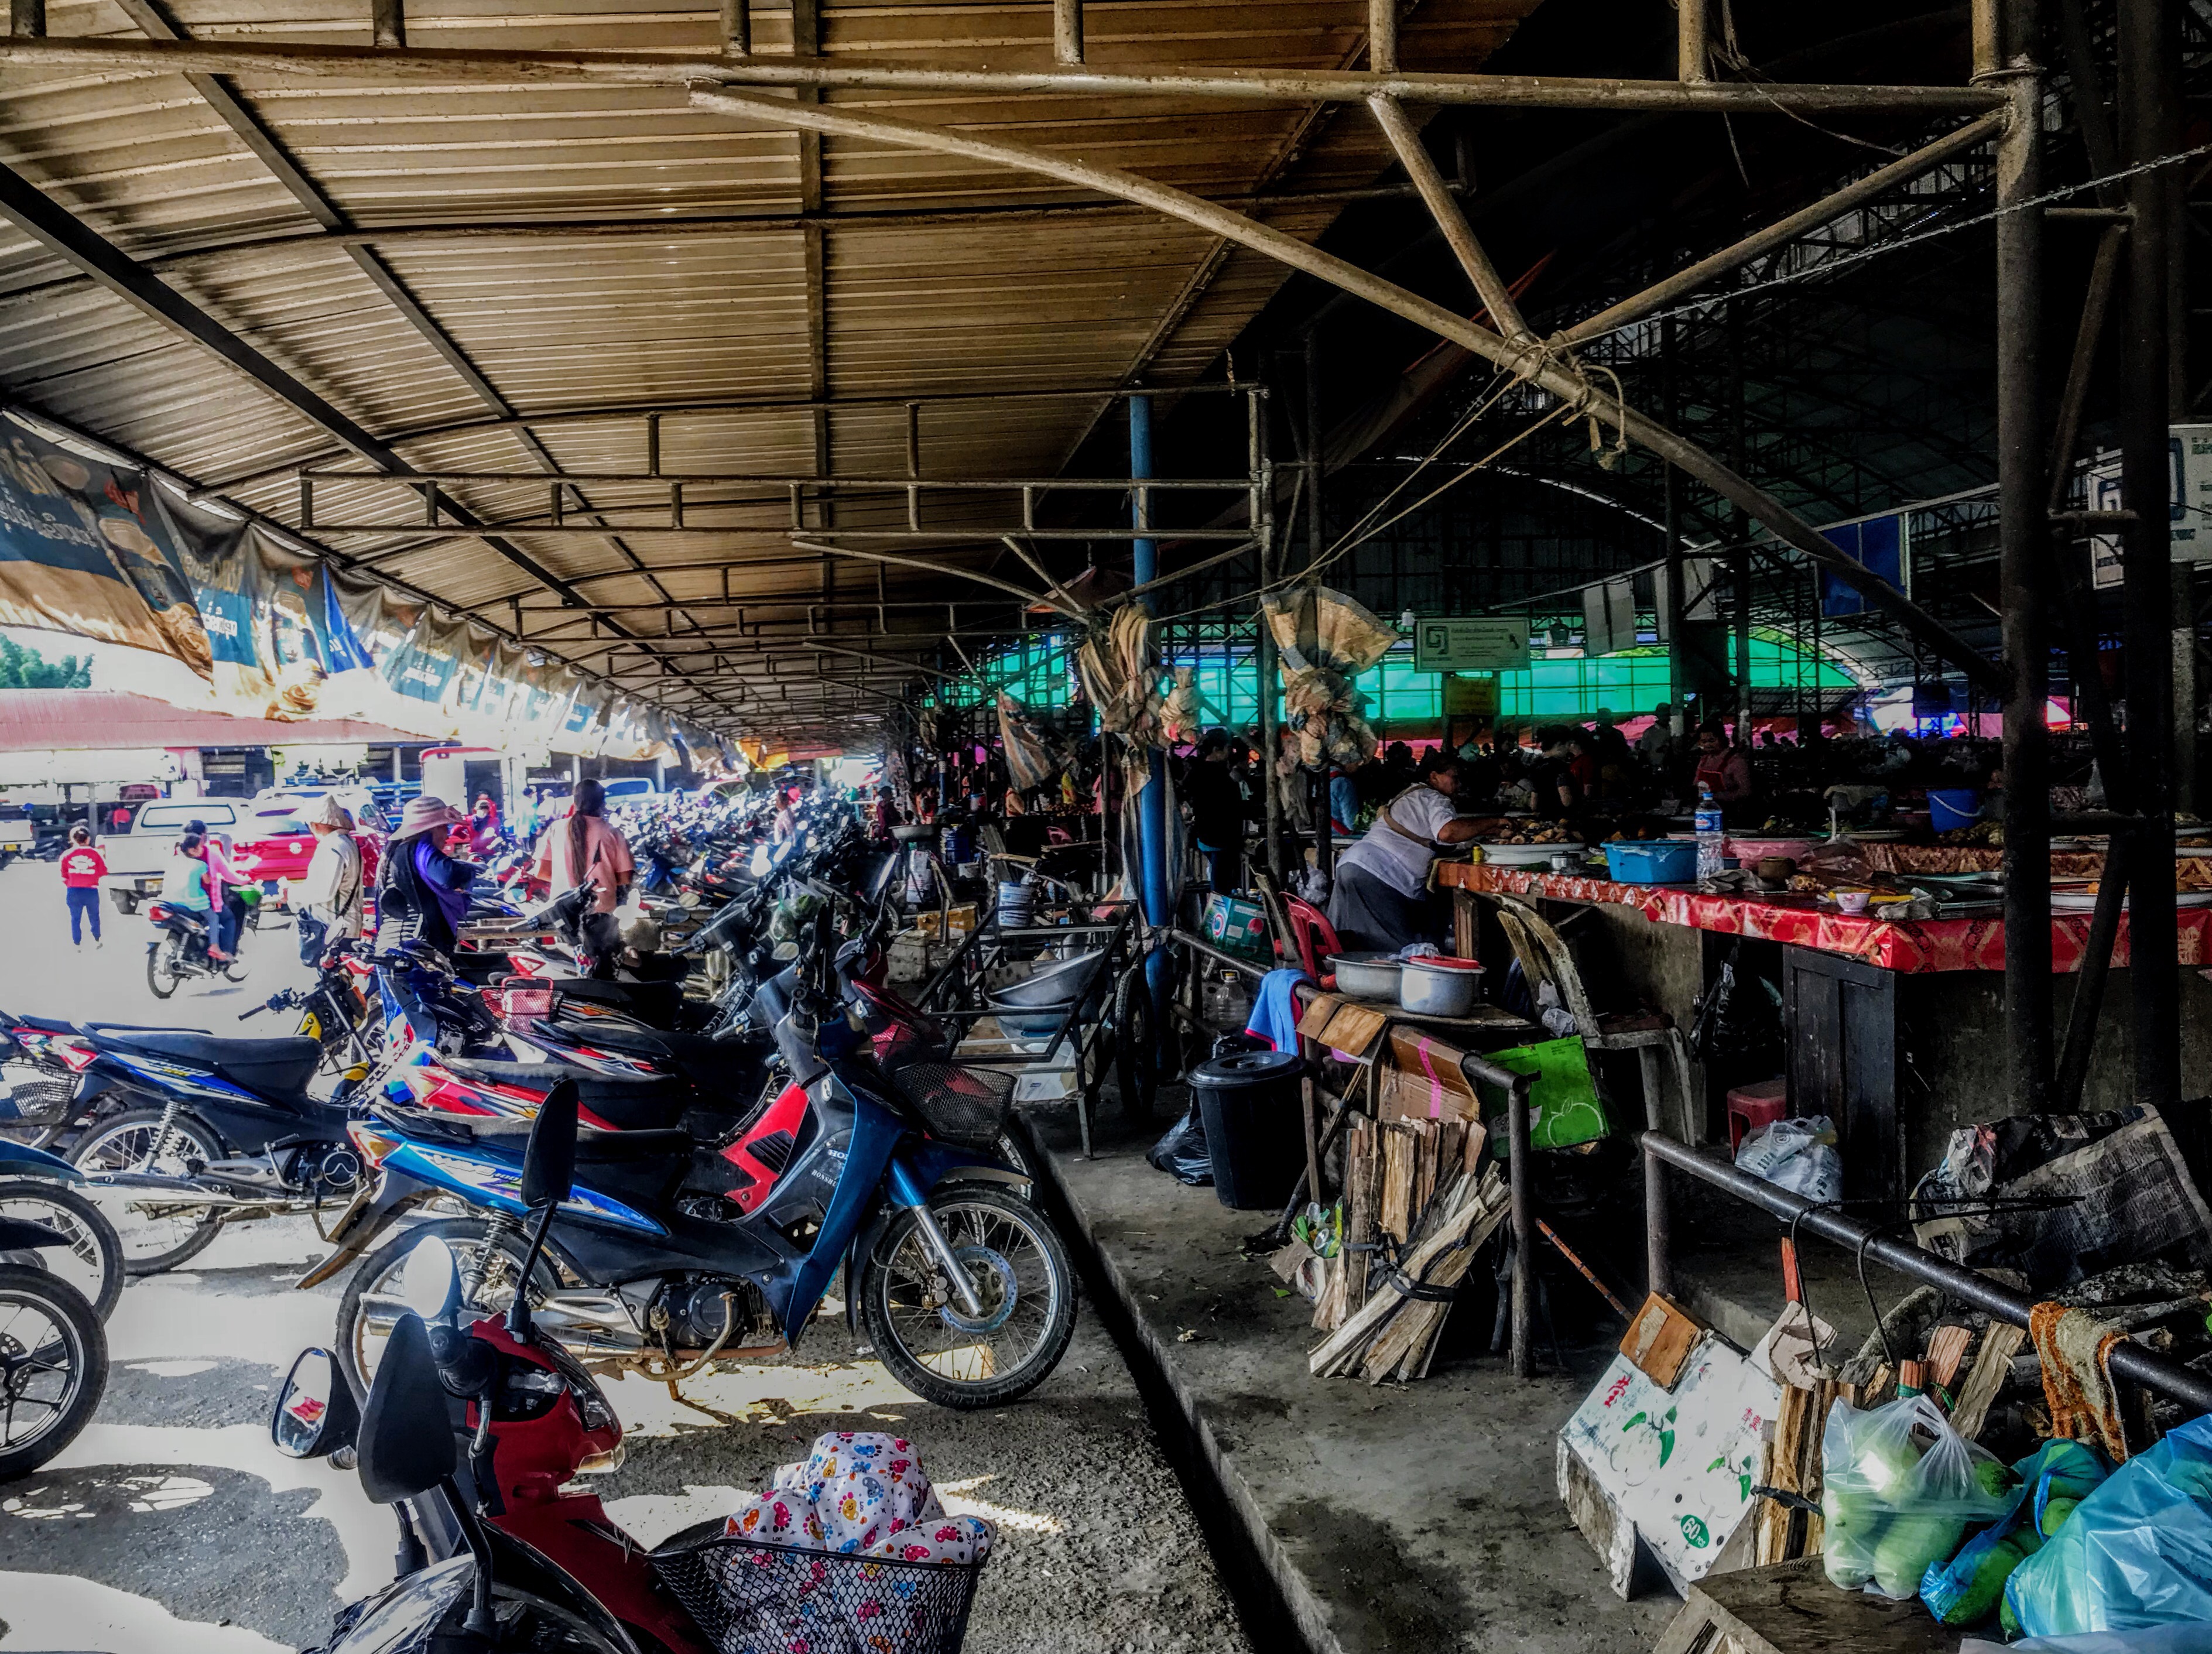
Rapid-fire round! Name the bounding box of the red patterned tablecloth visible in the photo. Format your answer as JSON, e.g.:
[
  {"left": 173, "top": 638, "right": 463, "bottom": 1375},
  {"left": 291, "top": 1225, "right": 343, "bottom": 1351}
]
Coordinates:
[{"left": 1437, "top": 862, "right": 2212, "bottom": 975}]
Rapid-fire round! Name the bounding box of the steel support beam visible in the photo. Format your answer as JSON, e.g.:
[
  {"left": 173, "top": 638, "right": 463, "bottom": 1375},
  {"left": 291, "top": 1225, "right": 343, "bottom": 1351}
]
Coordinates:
[
  {"left": 1367, "top": 94, "right": 1532, "bottom": 341},
  {"left": 1053, "top": 0, "right": 1083, "bottom": 66},
  {"left": 1990, "top": 7, "right": 2052, "bottom": 1113},
  {"left": 690, "top": 83, "right": 2010, "bottom": 693},
  {"left": 1560, "top": 111, "right": 2008, "bottom": 347},
  {"left": 2118, "top": 0, "right": 2182, "bottom": 1107},
  {"left": 0, "top": 37, "right": 2008, "bottom": 113}
]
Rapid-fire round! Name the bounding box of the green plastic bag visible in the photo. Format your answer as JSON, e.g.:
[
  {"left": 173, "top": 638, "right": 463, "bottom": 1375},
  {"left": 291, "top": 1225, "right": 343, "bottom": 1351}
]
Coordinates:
[{"left": 1475, "top": 1037, "right": 1611, "bottom": 1153}]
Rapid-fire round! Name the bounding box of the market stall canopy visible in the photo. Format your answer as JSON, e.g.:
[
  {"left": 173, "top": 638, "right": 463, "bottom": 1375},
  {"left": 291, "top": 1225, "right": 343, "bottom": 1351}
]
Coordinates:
[{"left": 0, "top": 689, "right": 420, "bottom": 752}]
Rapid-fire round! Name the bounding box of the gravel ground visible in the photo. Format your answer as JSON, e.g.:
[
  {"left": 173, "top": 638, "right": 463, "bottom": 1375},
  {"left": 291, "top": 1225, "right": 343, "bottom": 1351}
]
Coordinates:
[{"left": 0, "top": 859, "right": 1252, "bottom": 1653}]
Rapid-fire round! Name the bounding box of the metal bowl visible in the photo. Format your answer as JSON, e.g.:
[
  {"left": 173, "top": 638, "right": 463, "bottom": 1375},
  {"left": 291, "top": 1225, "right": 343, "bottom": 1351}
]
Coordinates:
[
  {"left": 1399, "top": 956, "right": 1484, "bottom": 1018},
  {"left": 1327, "top": 952, "right": 1402, "bottom": 1001},
  {"left": 991, "top": 948, "right": 1105, "bottom": 1009},
  {"left": 891, "top": 823, "right": 937, "bottom": 844}
]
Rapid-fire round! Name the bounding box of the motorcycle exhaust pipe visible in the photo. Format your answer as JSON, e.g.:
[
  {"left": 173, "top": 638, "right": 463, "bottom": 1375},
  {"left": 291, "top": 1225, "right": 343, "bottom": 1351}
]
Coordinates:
[{"left": 80, "top": 1171, "right": 284, "bottom": 1208}]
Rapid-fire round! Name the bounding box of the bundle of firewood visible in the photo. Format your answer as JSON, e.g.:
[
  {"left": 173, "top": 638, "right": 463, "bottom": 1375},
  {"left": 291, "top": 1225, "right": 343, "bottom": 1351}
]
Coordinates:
[{"left": 1307, "top": 1114, "right": 1509, "bottom": 1384}]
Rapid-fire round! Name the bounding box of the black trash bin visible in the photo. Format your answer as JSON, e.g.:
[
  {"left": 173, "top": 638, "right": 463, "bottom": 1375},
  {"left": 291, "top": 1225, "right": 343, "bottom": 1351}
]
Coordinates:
[{"left": 1188, "top": 1048, "right": 1306, "bottom": 1210}]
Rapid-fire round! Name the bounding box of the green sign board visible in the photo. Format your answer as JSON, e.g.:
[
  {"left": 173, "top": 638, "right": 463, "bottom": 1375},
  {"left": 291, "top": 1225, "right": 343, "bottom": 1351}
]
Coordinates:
[{"left": 1412, "top": 617, "right": 1530, "bottom": 674}]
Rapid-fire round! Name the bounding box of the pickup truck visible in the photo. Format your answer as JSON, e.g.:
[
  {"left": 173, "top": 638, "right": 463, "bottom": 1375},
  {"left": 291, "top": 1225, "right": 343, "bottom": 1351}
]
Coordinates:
[
  {"left": 0, "top": 807, "right": 32, "bottom": 867},
  {"left": 98, "top": 797, "right": 247, "bottom": 915}
]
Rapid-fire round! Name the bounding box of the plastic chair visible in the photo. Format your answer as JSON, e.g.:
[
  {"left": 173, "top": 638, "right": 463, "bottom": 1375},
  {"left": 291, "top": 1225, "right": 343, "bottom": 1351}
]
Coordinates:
[{"left": 1280, "top": 896, "right": 1342, "bottom": 980}]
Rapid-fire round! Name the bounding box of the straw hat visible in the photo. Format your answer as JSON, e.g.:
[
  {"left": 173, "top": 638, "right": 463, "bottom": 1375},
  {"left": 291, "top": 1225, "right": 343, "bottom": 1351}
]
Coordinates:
[
  {"left": 305, "top": 794, "right": 354, "bottom": 830},
  {"left": 398, "top": 796, "right": 465, "bottom": 838}
]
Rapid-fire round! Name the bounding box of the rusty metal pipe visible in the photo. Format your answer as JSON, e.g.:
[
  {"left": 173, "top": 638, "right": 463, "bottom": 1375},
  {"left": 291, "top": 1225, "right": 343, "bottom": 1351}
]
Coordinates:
[{"left": 0, "top": 37, "right": 2007, "bottom": 112}]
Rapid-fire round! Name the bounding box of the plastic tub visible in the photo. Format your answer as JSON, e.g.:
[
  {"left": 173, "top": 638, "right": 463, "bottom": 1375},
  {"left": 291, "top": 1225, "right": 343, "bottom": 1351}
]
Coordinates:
[
  {"left": 1188, "top": 1048, "right": 1306, "bottom": 1210},
  {"left": 1399, "top": 955, "right": 1485, "bottom": 1016},
  {"left": 1603, "top": 839, "right": 1700, "bottom": 885},
  {"left": 1927, "top": 788, "right": 1984, "bottom": 833}
]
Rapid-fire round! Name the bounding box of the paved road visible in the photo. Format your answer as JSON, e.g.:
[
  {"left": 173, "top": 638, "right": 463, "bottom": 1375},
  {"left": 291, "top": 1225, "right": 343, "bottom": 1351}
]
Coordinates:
[{"left": 0, "top": 861, "right": 1250, "bottom": 1653}]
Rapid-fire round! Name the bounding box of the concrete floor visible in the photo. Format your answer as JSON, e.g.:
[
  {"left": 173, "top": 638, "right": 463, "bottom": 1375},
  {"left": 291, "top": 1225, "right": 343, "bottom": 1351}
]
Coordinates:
[
  {"left": 0, "top": 861, "right": 1252, "bottom": 1653},
  {"left": 1022, "top": 1092, "right": 1680, "bottom": 1654}
]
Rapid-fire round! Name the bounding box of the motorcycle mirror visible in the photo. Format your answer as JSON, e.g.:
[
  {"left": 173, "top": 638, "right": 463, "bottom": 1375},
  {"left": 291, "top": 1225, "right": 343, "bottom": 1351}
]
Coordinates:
[
  {"left": 400, "top": 1236, "right": 461, "bottom": 1324},
  {"left": 521, "top": 1080, "right": 578, "bottom": 1210},
  {"left": 355, "top": 1315, "right": 457, "bottom": 1505},
  {"left": 270, "top": 1347, "right": 358, "bottom": 1461}
]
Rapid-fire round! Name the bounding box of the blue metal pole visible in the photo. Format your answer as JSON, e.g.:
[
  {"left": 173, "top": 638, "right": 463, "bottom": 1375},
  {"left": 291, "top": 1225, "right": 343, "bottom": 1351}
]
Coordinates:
[{"left": 1131, "top": 396, "right": 1173, "bottom": 987}]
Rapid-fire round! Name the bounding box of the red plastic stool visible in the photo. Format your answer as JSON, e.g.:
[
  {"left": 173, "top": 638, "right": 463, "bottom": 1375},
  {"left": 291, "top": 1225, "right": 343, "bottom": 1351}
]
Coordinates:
[{"left": 1726, "top": 1078, "right": 1789, "bottom": 1153}]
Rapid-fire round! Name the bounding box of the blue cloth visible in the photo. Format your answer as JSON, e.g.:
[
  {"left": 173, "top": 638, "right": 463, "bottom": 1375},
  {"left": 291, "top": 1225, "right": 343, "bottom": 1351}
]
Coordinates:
[
  {"left": 413, "top": 838, "right": 474, "bottom": 939},
  {"left": 66, "top": 886, "right": 99, "bottom": 944},
  {"left": 1244, "top": 966, "right": 1311, "bottom": 1053},
  {"left": 1328, "top": 773, "right": 1360, "bottom": 834}
]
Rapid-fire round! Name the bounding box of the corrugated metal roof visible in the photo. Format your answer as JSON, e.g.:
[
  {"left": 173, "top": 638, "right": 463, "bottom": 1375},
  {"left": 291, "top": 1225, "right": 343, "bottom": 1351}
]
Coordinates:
[{"left": 0, "top": 0, "right": 1538, "bottom": 738}]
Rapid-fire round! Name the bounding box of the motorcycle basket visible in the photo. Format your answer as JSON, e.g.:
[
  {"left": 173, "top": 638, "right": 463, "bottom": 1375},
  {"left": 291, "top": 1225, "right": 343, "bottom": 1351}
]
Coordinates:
[
  {"left": 0, "top": 1062, "right": 71, "bottom": 1125},
  {"left": 650, "top": 1524, "right": 986, "bottom": 1654},
  {"left": 887, "top": 1061, "right": 1015, "bottom": 1150}
]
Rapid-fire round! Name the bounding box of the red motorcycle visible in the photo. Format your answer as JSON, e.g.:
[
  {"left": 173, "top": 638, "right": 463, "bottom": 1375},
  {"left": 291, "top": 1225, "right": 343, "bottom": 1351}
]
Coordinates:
[{"left": 270, "top": 1090, "right": 711, "bottom": 1652}]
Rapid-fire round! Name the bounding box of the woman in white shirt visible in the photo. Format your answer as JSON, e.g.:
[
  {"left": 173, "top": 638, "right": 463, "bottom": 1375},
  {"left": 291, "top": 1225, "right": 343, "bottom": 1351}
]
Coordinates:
[{"left": 1325, "top": 755, "right": 1484, "bottom": 954}]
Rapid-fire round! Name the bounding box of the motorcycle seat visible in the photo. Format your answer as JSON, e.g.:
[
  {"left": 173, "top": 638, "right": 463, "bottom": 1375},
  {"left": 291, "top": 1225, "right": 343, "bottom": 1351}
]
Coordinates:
[
  {"left": 11, "top": 1015, "right": 77, "bottom": 1035},
  {"left": 88, "top": 1027, "right": 321, "bottom": 1099}
]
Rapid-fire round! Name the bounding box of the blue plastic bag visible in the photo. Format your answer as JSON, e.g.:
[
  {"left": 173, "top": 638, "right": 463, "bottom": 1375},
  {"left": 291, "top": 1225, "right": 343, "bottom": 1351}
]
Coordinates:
[
  {"left": 2006, "top": 1415, "right": 2212, "bottom": 1636},
  {"left": 1921, "top": 1439, "right": 2110, "bottom": 1626}
]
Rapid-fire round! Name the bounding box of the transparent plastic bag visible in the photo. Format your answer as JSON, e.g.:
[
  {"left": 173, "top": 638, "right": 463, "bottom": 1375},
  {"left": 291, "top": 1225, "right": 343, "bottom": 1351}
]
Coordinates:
[
  {"left": 1821, "top": 1393, "right": 2014, "bottom": 1599},
  {"left": 2005, "top": 1415, "right": 2212, "bottom": 1638},
  {"left": 1737, "top": 1115, "right": 1844, "bottom": 1204}
]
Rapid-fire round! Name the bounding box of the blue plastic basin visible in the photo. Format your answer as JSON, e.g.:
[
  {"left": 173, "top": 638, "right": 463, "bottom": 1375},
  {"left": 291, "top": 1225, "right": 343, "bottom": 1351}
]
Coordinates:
[{"left": 1603, "top": 839, "right": 1700, "bottom": 885}]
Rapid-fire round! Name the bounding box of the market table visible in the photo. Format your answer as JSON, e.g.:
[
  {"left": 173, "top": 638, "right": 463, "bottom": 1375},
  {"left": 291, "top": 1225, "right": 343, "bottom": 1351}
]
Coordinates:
[
  {"left": 1437, "top": 861, "right": 2212, "bottom": 974},
  {"left": 1437, "top": 859, "right": 2212, "bottom": 1201}
]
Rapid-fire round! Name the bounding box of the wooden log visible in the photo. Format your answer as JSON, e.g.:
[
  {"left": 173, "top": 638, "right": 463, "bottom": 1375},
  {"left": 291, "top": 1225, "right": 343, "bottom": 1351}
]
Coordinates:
[
  {"left": 1310, "top": 1167, "right": 1508, "bottom": 1378},
  {"left": 1343, "top": 1115, "right": 1378, "bottom": 1322},
  {"left": 1378, "top": 1121, "right": 1416, "bottom": 1244},
  {"left": 1950, "top": 1322, "right": 2028, "bottom": 1443},
  {"left": 1927, "top": 1323, "right": 1975, "bottom": 1391}
]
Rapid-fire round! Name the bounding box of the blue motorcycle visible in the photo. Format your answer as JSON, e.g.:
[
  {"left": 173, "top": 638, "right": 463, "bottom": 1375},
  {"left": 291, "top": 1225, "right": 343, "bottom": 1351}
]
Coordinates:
[{"left": 326, "top": 915, "right": 1077, "bottom": 1410}]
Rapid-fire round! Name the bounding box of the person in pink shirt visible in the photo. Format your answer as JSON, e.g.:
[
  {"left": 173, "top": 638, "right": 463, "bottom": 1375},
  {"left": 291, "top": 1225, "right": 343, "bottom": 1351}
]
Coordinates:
[
  {"left": 189, "top": 818, "right": 246, "bottom": 961},
  {"left": 59, "top": 826, "right": 105, "bottom": 950}
]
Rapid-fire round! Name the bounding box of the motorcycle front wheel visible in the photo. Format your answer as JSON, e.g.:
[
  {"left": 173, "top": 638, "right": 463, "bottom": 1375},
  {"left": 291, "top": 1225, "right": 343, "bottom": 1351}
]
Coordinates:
[
  {"left": 0, "top": 1263, "right": 107, "bottom": 1482},
  {"left": 862, "top": 1184, "right": 1077, "bottom": 1410},
  {"left": 0, "top": 1180, "right": 124, "bottom": 1320},
  {"left": 336, "top": 1216, "right": 563, "bottom": 1398},
  {"left": 69, "top": 1108, "right": 228, "bottom": 1275}
]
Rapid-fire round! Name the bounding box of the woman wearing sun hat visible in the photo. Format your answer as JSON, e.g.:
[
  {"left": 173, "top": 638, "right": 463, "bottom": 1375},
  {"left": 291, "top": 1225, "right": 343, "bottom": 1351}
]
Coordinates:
[{"left": 378, "top": 795, "right": 474, "bottom": 955}]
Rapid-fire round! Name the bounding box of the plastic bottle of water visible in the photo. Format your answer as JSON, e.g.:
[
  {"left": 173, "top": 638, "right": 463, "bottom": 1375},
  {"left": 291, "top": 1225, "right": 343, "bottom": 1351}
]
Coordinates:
[{"left": 1694, "top": 783, "right": 1725, "bottom": 881}]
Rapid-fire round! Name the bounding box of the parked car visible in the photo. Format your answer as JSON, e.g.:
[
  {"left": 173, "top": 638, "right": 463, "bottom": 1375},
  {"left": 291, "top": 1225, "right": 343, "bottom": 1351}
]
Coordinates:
[
  {"left": 598, "top": 777, "right": 661, "bottom": 804},
  {"left": 96, "top": 798, "right": 246, "bottom": 916},
  {"left": 230, "top": 807, "right": 317, "bottom": 905}
]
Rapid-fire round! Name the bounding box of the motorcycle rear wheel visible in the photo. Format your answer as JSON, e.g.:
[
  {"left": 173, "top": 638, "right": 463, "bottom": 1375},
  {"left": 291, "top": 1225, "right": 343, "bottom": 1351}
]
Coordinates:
[
  {"left": 146, "top": 936, "right": 182, "bottom": 999},
  {"left": 0, "top": 1263, "right": 107, "bottom": 1482},
  {"left": 0, "top": 1180, "right": 124, "bottom": 1320},
  {"left": 862, "top": 1184, "right": 1077, "bottom": 1410},
  {"left": 336, "top": 1216, "right": 563, "bottom": 1399},
  {"left": 68, "top": 1108, "right": 227, "bottom": 1275}
]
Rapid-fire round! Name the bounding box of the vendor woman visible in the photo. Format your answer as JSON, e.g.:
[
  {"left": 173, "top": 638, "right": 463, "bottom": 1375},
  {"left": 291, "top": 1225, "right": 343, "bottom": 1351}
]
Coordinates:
[
  {"left": 1326, "top": 755, "right": 1484, "bottom": 953},
  {"left": 1692, "top": 718, "right": 1758, "bottom": 821}
]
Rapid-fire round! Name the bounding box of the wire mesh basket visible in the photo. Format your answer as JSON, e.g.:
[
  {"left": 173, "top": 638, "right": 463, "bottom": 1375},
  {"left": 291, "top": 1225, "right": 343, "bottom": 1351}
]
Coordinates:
[
  {"left": 650, "top": 1525, "right": 987, "bottom": 1654},
  {"left": 888, "top": 1061, "right": 1016, "bottom": 1150},
  {"left": 0, "top": 1061, "right": 72, "bottom": 1126}
]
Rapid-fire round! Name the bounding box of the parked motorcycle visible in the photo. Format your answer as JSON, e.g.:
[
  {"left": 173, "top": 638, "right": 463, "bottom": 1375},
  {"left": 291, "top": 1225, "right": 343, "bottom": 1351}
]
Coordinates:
[
  {"left": 0, "top": 1210, "right": 108, "bottom": 1481},
  {"left": 144, "top": 899, "right": 248, "bottom": 998},
  {"left": 0, "top": 1138, "right": 125, "bottom": 1320},
  {"left": 326, "top": 914, "right": 1077, "bottom": 1411},
  {"left": 273, "top": 1105, "right": 712, "bottom": 1651},
  {"left": 66, "top": 1025, "right": 368, "bottom": 1273}
]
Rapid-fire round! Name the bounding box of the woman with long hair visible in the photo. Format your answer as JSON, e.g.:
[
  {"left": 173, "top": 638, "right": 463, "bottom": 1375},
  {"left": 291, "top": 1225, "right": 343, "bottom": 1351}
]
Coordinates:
[{"left": 531, "top": 778, "right": 635, "bottom": 968}]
